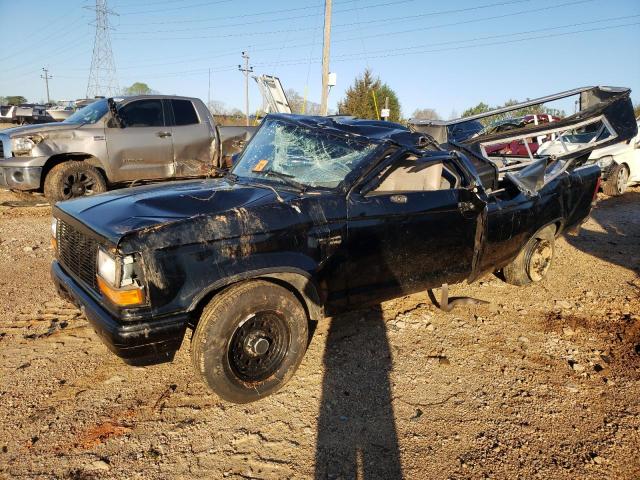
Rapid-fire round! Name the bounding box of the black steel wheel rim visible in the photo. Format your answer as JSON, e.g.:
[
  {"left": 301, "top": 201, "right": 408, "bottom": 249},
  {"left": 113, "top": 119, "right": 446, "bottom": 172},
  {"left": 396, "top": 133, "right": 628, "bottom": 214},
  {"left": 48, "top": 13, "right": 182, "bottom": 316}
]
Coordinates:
[
  {"left": 63, "top": 171, "right": 96, "bottom": 199},
  {"left": 227, "top": 311, "right": 290, "bottom": 383}
]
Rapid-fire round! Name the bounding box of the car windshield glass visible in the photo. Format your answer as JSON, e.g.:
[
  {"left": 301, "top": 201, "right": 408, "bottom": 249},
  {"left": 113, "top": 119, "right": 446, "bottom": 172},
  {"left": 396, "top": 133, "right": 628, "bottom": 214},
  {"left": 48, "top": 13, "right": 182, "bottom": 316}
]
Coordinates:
[
  {"left": 63, "top": 99, "right": 109, "bottom": 124},
  {"left": 232, "top": 118, "right": 376, "bottom": 189}
]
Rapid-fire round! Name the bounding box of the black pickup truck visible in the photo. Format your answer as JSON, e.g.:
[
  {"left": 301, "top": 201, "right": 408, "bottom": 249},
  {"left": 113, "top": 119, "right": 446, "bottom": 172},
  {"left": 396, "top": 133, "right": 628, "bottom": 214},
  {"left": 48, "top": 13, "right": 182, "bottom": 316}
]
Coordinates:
[{"left": 50, "top": 86, "right": 637, "bottom": 403}]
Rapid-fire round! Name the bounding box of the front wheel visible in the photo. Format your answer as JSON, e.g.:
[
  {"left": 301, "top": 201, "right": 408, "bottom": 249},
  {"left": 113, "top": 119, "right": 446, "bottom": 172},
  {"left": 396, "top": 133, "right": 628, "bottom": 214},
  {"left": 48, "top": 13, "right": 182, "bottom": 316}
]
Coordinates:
[
  {"left": 602, "top": 163, "right": 629, "bottom": 196},
  {"left": 503, "top": 228, "right": 556, "bottom": 286},
  {"left": 191, "top": 280, "right": 309, "bottom": 403},
  {"left": 43, "top": 161, "right": 107, "bottom": 203}
]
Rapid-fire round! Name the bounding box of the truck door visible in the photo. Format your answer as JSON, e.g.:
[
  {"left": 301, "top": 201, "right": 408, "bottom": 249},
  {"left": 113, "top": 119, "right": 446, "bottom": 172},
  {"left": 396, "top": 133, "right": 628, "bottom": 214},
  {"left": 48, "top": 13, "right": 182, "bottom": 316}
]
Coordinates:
[
  {"left": 167, "top": 99, "right": 214, "bottom": 177},
  {"left": 106, "top": 98, "right": 174, "bottom": 182},
  {"left": 345, "top": 154, "right": 484, "bottom": 306}
]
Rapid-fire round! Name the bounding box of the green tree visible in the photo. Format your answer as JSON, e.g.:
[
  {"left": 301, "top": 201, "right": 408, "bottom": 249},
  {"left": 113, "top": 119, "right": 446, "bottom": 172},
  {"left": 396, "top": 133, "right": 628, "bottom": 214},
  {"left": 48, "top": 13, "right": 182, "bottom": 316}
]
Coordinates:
[
  {"left": 337, "top": 69, "right": 402, "bottom": 122},
  {"left": 122, "top": 82, "right": 155, "bottom": 95},
  {"left": 634, "top": 104, "right": 640, "bottom": 118},
  {"left": 6, "top": 95, "right": 27, "bottom": 105},
  {"left": 461, "top": 102, "right": 491, "bottom": 119}
]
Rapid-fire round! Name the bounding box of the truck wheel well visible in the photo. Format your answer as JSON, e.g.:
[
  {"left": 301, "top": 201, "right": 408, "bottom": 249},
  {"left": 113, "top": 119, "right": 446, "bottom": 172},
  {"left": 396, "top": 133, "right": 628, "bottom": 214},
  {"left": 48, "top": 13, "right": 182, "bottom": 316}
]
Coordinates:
[
  {"left": 40, "top": 154, "right": 107, "bottom": 190},
  {"left": 190, "top": 275, "right": 322, "bottom": 331}
]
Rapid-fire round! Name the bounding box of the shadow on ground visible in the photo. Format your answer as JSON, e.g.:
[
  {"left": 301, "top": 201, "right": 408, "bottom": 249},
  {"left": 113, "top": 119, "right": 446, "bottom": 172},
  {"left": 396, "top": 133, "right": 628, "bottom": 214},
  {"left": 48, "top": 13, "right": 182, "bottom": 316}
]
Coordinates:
[
  {"left": 315, "top": 306, "right": 403, "bottom": 479},
  {"left": 564, "top": 191, "right": 640, "bottom": 276}
]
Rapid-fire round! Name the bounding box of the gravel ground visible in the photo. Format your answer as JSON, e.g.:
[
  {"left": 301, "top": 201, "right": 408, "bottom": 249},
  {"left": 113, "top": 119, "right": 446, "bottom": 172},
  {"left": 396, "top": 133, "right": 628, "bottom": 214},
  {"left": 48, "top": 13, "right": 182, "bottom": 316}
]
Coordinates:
[{"left": 0, "top": 187, "right": 638, "bottom": 480}]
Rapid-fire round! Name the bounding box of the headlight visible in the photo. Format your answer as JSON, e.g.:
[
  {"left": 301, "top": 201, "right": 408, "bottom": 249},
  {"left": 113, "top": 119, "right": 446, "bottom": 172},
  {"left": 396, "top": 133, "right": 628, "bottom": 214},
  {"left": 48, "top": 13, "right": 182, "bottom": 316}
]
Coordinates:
[
  {"left": 96, "top": 248, "right": 145, "bottom": 306},
  {"left": 12, "top": 137, "right": 35, "bottom": 155},
  {"left": 50, "top": 217, "right": 58, "bottom": 250},
  {"left": 97, "top": 248, "right": 117, "bottom": 286}
]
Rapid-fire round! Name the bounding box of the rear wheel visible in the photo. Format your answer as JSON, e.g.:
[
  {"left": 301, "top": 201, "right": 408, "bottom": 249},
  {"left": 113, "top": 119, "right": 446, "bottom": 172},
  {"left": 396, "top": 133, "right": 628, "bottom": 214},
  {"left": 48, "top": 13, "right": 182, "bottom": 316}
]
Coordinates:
[
  {"left": 43, "top": 161, "right": 107, "bottom": 203},
  {"left": 191, "top": 280, "right": 308, "bottom": 403},
  {"left": 503, "top": 227, "right": 555, "bottom": 286},
  {"left": 602, "top": 163, "right": 629, "bottom": 196}
]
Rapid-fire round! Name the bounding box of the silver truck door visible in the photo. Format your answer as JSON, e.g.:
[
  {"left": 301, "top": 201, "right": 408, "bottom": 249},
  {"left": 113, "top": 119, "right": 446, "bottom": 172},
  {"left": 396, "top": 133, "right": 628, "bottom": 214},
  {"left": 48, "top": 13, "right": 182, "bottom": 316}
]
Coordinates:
[
  {"left": 253, "top": 75, "right": 292, "bottom": 114},
  {"left": 167, "top": 99, "right": 213, "bottom": 177},
  {"left": 105, "top": 98, "right": 174, "bottom": 182}
]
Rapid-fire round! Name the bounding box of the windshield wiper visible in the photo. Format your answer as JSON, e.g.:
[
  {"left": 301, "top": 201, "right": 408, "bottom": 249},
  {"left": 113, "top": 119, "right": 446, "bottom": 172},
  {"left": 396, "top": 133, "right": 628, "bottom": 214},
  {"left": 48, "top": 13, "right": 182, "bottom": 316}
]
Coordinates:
[
  {"left": 253, "top": 169, "right": 306, "bottom": 192},
  {"left": 208, "top": 166, "right": 238, "bottom": 182}
]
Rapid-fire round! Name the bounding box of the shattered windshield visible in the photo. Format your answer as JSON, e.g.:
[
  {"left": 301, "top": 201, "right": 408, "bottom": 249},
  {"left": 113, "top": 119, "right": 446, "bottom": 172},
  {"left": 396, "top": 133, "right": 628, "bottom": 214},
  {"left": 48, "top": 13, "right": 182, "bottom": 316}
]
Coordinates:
[
  {"left": 232, "top": 118, "right": 376, "bottom": 189},
  {"left": 63, "top": 99, "right": 109, "bottom": 124}
]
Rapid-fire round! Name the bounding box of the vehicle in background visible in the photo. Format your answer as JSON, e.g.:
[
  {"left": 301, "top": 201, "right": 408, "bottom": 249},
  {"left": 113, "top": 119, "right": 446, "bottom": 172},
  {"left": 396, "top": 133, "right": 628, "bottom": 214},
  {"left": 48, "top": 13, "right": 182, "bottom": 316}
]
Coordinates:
[
  {"left": 0, "top": 95, "right": 256, "bottom": 202},
  {"left": 15, "top": 104, "right": 53, "bottom": 125},
  {"left": 0, "top": 104, "right": 52, "bottom": 125},
  {"left": 46, "top": 101, "right": 76, "bottom": 121},
  {"left": 0, "top": 105, "right": 17, "bottom": 123},
  {"left": 481, "top": 114, "right": 561, "bottom": 156},
  {"left": 538, "top": 118, "right": 640, "bottom": 195}
]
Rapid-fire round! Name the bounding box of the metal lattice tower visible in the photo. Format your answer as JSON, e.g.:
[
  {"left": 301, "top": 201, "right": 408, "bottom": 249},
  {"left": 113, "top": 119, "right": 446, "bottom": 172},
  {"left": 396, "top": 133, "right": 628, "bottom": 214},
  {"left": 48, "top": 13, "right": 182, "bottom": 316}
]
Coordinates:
[{"left": 86, "top": 0, "right": 119, "bottom": 98}]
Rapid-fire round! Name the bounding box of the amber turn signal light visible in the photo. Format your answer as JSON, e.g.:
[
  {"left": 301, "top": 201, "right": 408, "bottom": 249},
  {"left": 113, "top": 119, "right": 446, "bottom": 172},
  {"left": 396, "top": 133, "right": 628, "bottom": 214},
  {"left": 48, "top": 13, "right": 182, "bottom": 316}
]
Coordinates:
[{"left": 97, "top": 276, "right": 145, "bottom": 306}]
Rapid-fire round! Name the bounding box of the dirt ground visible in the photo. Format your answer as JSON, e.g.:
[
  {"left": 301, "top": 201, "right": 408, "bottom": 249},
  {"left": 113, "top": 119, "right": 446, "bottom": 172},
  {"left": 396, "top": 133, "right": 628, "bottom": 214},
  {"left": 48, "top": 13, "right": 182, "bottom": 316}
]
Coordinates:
[{"left": 0, "top": 185, "right": 638, "bottom": 480}]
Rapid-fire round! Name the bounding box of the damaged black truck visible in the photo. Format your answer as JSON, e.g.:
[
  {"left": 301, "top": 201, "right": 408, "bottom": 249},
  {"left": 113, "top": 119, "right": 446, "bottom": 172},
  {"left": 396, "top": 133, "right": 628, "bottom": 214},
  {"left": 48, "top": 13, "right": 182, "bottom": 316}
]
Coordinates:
[{"left": 51, "top": 86, "right": 637, "bottom": 403}]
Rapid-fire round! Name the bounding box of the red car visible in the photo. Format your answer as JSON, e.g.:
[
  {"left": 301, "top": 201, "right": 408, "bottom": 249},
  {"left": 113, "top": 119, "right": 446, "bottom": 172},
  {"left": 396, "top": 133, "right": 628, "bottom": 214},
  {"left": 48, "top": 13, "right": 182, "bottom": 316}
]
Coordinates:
[{"left": 482, "top": 114, "right": 561, "bottom": 156}]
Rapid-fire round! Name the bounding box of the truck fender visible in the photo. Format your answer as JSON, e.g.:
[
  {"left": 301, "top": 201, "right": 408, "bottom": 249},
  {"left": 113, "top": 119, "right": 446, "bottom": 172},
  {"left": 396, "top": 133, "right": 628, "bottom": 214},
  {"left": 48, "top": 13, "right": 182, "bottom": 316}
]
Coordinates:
[{"left": 189, "top": 268, "right": 324, "bottom": 322}]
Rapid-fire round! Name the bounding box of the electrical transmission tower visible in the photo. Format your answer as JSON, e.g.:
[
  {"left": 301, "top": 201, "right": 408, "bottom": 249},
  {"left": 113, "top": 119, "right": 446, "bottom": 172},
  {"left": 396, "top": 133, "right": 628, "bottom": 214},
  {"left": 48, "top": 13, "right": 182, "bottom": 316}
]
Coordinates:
[{"left": 86, "top": 0, "right": 119, "bottom": 98}]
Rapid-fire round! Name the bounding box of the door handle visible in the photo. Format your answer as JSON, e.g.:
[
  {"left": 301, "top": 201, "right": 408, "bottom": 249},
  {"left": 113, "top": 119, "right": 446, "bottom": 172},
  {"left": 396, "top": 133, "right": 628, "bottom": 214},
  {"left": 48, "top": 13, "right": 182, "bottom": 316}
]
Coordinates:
[
  {"left": 156, "top": 131, "right": 172, "bottom": 138},
  {"left": 390, "top": 194, "right": 407, "bottom": 204}
]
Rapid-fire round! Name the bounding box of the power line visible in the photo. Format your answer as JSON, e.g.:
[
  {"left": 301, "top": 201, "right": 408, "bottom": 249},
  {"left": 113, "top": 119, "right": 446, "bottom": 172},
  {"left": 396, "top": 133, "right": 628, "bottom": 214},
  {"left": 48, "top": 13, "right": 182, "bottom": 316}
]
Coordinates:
[
  {"left": 79, "top": 18, "right": 640, "bottom": 83},
  {"left": 112, "top": 0, "right": 561, "bottom": 41},
  {"left": 117, "top": 0, "right": 416, "bottom": 24},
  {"left": 115, "top": 0, "right": 532, "bottom": 35},
  {"left": 117, "top": 0, "right": 232, "bottom": 15}
]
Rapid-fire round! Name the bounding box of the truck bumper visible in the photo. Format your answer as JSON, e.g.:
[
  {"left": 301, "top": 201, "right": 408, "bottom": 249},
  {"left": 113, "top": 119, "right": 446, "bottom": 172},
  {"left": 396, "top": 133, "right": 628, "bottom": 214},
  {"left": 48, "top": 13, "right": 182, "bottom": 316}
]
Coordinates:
[
  {"left": 0, "top": 165, "right": 43, "bottom": 190},
  {"left": 51, "top": 261, "right": 189, "bottom": 366}
]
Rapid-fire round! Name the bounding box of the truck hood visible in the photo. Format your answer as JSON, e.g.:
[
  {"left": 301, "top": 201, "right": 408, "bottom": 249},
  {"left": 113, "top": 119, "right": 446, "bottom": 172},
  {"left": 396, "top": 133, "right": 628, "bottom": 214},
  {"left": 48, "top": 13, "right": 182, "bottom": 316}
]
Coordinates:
[
  {"left": 1, "top": 122, "right": 80, "bottom": 138},
  {"left": 54, "top": 178, "right": 278, "bottom": 245}
]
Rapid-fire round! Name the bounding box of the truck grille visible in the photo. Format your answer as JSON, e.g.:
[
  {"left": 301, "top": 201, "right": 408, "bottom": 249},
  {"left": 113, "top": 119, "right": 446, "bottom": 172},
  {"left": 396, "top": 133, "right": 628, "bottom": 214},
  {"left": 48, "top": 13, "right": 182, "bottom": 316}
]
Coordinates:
[{"left": 57, "top": 220, "right": 98, "bottom": 289}]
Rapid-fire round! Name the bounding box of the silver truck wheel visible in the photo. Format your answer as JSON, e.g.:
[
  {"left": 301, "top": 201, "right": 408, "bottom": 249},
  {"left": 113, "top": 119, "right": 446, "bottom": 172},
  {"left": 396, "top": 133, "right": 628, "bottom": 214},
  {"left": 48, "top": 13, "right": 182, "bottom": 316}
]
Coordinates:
[{"left": 44, "top": 161, "right": 107, "bottom": 203}]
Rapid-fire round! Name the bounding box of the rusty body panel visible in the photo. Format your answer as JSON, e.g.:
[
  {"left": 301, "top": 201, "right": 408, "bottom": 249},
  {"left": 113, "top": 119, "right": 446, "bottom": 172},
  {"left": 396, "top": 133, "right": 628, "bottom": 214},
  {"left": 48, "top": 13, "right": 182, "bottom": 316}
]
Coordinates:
[{"left": 50, "top": 105, "right": 616, "bottom": 365}]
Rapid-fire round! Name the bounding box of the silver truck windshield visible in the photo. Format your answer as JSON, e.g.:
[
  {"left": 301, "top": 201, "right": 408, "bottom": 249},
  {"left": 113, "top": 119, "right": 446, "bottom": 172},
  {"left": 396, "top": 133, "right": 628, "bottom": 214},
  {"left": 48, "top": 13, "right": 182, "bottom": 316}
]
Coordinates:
[
  {"left": 232, "top": 118, "right": 376, "bottom": 189},
  {"left": 63, "top": 99, "right": 109, "bottom": 124}
]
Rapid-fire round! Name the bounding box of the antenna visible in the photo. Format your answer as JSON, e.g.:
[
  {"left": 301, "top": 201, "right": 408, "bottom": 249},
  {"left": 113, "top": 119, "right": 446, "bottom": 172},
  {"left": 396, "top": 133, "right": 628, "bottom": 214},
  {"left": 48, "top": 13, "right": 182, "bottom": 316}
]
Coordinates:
[{"left": 86, "top": 0, "right": 119, "bottom": 98}]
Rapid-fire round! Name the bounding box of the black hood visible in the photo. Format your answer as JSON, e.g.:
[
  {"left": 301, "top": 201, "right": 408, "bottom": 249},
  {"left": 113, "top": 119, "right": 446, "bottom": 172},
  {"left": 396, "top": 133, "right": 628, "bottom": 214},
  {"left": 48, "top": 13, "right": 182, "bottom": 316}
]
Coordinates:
[{"left": 54, "top": 178, "right": 278, "bottom": 245}]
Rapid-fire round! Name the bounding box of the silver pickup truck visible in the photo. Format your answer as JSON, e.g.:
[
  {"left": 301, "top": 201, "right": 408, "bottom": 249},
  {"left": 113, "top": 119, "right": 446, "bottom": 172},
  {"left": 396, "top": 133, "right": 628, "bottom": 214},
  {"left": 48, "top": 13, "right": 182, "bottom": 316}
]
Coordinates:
[{"left": 0, "top": 95, "right": 256, "bottom": 202}]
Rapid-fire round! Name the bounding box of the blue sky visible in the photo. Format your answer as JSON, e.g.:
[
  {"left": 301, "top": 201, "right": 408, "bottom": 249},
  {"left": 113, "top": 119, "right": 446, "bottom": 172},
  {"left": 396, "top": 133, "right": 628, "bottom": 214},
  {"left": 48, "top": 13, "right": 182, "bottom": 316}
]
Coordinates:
[{"left": 0, "top": 0, "right": 638, "bottom": 117}]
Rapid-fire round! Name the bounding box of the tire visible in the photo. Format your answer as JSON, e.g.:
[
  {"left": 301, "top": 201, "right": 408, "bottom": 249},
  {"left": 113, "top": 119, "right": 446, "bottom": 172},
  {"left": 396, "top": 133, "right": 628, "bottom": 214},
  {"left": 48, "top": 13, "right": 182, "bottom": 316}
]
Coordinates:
[
  {"left": 191, "top": 280, "right": 309, "bottom": 403},
  {"left": 602, "top": 163, "right": 629, "bottom": 196},
  {"left": 43, "top": 161, "right": 107, "bottom": 203},
  {"left": 503, "top": 227, "right": 555, "bottom": 286}
]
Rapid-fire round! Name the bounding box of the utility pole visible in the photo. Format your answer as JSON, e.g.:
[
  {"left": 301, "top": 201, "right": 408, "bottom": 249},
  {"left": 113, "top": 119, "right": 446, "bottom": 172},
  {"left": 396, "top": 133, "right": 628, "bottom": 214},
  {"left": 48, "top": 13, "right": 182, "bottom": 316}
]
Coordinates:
[
  {"left": 320, "top": 0, "right": 332, "bottom": 116},
  {"left": 41, "top": 68, "right": 52, "bottom": 105},
  {"left": 238, "top": 52, "right": 253, "bottom": 126}
]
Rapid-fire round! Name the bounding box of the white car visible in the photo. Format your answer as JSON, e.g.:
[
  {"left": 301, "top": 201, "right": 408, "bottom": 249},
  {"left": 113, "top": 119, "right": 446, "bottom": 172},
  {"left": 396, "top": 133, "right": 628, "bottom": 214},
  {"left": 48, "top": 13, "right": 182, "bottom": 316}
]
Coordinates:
[{"left": 538, "top": 120, "right": 640, "bottom": 195}]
